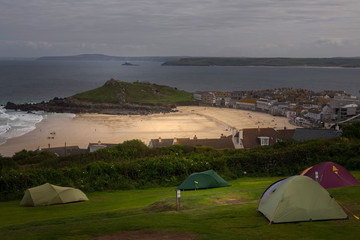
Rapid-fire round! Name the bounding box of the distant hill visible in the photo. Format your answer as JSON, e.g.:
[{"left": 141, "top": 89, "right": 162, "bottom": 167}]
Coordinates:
[
  {"left": 162, "top": 57, "right": 360, "bottom": 68},
  {"left": 36, "top": 54, "right": 180, "bottom": 62},
  {"left": 72, "top": 79, "right": 194, "bottom": 105}
]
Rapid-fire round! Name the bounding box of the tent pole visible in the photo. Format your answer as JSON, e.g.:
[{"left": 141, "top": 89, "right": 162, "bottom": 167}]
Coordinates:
[
  {"left": 336, "top": 200, "right": 359, "bottom": 220},
  {"left": 269, "top": 202, "right": 282, "bottom": 225}
]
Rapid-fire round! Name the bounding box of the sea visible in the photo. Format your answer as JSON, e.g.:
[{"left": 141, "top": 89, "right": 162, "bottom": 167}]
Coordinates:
[{"left": 0, "top": 59, "right": 359, "bottom": 146}]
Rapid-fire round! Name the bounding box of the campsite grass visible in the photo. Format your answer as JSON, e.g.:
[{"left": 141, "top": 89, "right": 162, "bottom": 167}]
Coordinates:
[{"left": 1, "top": 175, "right": 360, "bottom": 240}]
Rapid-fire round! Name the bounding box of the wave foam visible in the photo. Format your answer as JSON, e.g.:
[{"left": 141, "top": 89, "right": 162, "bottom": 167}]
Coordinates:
[{"left": 0, "top": 107, "right": 44, "bottom": 145}]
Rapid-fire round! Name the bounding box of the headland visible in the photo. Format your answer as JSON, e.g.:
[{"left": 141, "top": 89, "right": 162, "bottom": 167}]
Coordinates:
[{"left": 5, "top": 79, "right": 194, "bottom": 115}]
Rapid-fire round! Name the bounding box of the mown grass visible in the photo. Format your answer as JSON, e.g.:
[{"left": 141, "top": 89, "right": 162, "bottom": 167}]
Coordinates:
[{"left": 1, "top": 175, "right": 360, "bottom": 240}]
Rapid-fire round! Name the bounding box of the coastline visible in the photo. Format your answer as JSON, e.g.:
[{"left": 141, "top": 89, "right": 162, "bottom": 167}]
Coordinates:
[
  {"left": 233, "top": 65, "right": 360, "bottom": 69},
  {"left": 164, "top": 64, "right": 360, "bottom": 69},
  {"left": 0, "top": 106, "right": 297, "bottom": 157}
]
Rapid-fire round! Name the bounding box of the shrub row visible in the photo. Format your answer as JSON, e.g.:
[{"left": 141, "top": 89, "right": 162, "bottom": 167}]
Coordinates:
[{"left": 1, "top": 137, "right": 360, "bottom": 201}]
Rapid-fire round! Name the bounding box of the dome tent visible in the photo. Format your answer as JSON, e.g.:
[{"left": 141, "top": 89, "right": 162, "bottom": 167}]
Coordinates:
[
  {"left": 258, "top": 176, "right": 347, "bottom": 224},
  {"left": 300, "top": 161, "right": 359, "bottom": 189},
  {"left": 177, "top": 169, "right": 231, "bottom": 191},
  {"left": 20, "top": 183, "right": 88, "bottom": 207}
]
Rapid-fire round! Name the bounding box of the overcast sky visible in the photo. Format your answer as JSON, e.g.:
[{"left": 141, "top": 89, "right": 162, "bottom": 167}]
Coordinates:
[{"left": 1, "top": 0, "right": 360, "bottom": 57}]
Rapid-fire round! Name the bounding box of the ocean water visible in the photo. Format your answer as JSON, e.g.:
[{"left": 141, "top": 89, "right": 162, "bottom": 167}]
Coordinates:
[
  {"left": 0, "top": 60, "right": 359, "bottom": 105},
  {"left": 0, "top": 60, "right": 359, "bottom": 146},
  {"left": 0, "top": 106, "right": 43, "bottom": 145}
]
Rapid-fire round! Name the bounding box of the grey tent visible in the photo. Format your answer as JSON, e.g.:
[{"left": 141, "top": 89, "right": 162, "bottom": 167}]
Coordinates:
[
  {"left": 20, "top": 183, "right": 88, "bottom": 207},
  {"left": 177, "top": 169, "right": 231, "bottom": 190},
  {"left": 258, "top": 176, "right": 348, "bottom": 223}
]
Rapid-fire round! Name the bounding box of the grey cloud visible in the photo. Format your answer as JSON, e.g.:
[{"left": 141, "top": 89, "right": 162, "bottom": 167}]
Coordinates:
[{"left": 1, "top": 0, "right": 360, "bottom": 57}]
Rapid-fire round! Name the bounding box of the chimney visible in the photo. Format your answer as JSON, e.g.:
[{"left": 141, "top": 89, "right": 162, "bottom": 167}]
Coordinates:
[
  {"left": 284, "top": 126, "right": 287, "bottom": 130},
  {"left": 239, "top": 129, "right": 243, "bottom": 139},
  {"left": 233, "top": 130, "right": 244, "bottom": 149},
  {"left": 159, "top": 137, "right": 162, "bottom": 143}
]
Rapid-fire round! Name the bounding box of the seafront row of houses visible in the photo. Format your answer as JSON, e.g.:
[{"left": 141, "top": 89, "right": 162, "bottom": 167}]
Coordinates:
[
  {"left": 39, "top": 127, "right": 341, "bottom": 157},
  {"left": 37, "top": 88, "right": 359, "bottom": 157},
  {"left": 194, "top": 88, "right": 360, "bottom": 128}
]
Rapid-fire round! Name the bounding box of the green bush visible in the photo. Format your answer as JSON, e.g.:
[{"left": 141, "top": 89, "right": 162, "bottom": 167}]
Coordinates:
[
  {"left": 12, "top": 150, "right": 57, "bottom": 165},
  {"left": 1, "top": 135, "right": 360, "bottom": 201},
  {"left": 0, "top": 156, "right": 18, "bottom": 171},
  {"left": 342, "top": 121, "right": 360, "bottom": 139}
]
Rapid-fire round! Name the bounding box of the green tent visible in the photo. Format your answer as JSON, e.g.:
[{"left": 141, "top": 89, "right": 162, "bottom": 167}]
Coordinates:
[
  {"left": 20, "top": 183, "right": 89, "bottom": 207},
  {"left": 177, "top": 169, "right": 231, "bottom": 190},
  {"left": 258, "top": 176, "right": 348, "bottom": 223}
]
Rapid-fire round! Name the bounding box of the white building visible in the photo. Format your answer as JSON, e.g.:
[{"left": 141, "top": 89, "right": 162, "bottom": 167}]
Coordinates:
[{"left": 256, "top": 98, "right": 277, "bottom": 112}]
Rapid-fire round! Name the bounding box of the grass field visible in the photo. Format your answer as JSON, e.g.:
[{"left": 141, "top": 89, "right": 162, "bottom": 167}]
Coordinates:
[{"left": 1, "top": 174, "right": 360, "bottom": 240}]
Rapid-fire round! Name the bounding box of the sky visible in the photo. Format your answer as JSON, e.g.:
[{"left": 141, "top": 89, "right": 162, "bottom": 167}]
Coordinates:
[{"left": 1, "top": 0, "right": 360, "bottom": 58}]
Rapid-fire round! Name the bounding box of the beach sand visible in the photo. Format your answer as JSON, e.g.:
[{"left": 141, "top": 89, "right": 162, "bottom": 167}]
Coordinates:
[{"left": 0, "top": 106, "right": 296, "bottom": 157}]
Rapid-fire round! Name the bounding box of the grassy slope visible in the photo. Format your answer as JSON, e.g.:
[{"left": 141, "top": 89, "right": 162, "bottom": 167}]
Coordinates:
[
  {"left": 1, "top": 173, "right": 360, "bottom": 240},
  {"left": 72, "top": 81, "right": 193, "bottom": 105}
]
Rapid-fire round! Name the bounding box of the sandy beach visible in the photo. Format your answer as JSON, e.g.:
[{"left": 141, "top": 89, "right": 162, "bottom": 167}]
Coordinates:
[{"left": 0, "top": 106, "right": 297, "bottom": 157}]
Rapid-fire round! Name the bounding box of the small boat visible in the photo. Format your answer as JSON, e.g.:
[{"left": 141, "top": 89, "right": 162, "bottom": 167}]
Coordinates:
[{"left": 122, "top": 61, "right": 138, "bottom": 66}]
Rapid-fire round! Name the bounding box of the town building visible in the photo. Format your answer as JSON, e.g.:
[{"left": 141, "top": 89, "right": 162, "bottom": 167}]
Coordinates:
[
  {"left": 88, "top": 142, "right": 118, "bottom": 152},
  {"left": 148, "top": 137, "right": 190, "bottom": 148},
  {"left": 201, "top": 91, "right": 216, "bottom": 105},
  {"left": 292, "top": 128, "right": 341, "bottom": 141},
  {"left": 256, "top": 98, "right": 277, "bottom": 112},
  {"left": 149, "top": 135, "right": 237, "bottom": 149},
  {"left": 235, "top": 98, "right": 257, "bottom": 111},
  {"left": 234, "top": 128, "right": 295, "bottom": 149},
  {"left": 329, "top": 95, "right": 360, "bottom": 120},
  {"left": 38, "top": 146, "right": 87, "bottom": 157}
]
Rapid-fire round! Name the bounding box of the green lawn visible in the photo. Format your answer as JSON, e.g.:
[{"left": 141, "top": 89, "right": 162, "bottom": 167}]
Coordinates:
[{"left": 1, "top": 175, "right": 360, "bottom": 240}]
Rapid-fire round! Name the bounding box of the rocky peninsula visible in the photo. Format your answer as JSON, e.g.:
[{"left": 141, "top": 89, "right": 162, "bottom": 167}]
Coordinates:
[
  {"left": 5, "top": 97, "right": 174, "bottom": 115},
  {"left": 5, "top": 79, "right": 194, "bottom": 115}
]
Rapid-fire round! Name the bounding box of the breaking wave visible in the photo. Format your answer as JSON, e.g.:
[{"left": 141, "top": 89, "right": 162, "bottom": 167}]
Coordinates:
[{"left": 0, "top": 106, "right": 43, "bottom": 145}]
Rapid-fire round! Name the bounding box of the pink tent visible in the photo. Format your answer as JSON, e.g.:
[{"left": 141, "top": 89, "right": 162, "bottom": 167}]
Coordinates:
[{"left": 300, "top": 162, "right": 359, "bottom": 189}]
